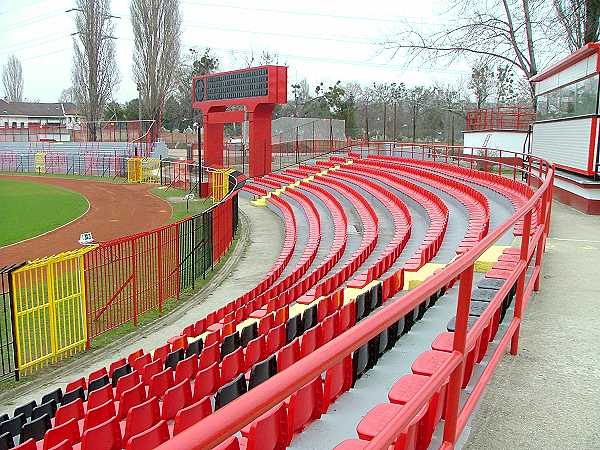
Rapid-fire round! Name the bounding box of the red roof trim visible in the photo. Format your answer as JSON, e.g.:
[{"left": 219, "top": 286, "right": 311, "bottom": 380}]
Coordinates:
[{"left": 530, "top": 42, "right": 600, "bottom": 82}]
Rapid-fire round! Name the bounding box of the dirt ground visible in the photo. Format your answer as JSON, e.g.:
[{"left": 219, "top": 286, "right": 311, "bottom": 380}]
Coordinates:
[{"left": 0, "top": 175, "right": 172, "bottom": 266}]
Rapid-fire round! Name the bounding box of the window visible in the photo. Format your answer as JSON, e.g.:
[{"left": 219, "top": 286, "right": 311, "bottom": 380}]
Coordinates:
[
  {"left": 536, "top": 74, "right": 599, "bottom": 120},
  {"left": 20, "top": 122, "right": 25, "bottom": 128}
]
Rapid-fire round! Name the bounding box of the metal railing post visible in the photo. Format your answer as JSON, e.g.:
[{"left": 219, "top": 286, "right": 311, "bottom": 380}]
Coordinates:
[
  {"left": 510, "top": 209, "right": 532, "bottom": 355},
  {"left": 442, "top": 264, "right": 474, "bottom": 446}
]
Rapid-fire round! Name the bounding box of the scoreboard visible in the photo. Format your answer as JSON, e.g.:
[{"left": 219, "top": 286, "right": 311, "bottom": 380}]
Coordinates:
[{"left": 192, "top": 66, "right": 287, "bottom": 108}]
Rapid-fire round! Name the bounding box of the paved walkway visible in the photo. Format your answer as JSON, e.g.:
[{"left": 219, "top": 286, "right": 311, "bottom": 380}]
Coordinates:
[
  {"left": 464, "top": 201, "right": 600, "bottom": 449},
  {"left": 0, "top": 196, "right": 283, "bottom": 413}
]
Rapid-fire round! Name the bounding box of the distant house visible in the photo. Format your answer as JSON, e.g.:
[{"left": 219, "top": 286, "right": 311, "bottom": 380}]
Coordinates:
[{"left": 0, "top": 100, "right": 80, "bottom": 130}]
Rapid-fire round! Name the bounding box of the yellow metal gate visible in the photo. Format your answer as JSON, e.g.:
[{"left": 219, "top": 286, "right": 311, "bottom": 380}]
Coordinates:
[{"left": 11, "top": 247, "right": 95, "bottom": 374}]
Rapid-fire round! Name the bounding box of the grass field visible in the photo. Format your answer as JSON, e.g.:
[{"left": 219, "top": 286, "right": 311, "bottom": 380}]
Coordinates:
[
  {"left": 0, "top": 178, "right": 89, "bottom": 247},
  {"left": 151, "top": 186, "right": 212, "bottom": 222}
]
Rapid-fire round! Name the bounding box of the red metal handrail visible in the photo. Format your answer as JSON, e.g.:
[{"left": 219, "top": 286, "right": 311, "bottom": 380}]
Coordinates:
[{"left": 158, "top": 140, "right": 554, "bottom": 450}]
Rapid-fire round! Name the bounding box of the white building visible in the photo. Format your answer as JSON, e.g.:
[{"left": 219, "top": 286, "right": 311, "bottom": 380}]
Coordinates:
[{"left": 0, "top": 100, "right": 80, "bottom": 141}]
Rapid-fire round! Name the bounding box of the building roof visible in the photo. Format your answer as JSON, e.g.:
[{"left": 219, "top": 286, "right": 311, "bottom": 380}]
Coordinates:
[
  {"left": 529, "top": 42, "right": 600, "bottom": 82},
  {"left": 0, "top": 100, "right": 78, "bottom": 117}
]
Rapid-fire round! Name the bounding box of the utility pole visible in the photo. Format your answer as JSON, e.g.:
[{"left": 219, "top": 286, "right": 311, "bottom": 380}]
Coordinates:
[
  {"left": 412, "top": 103, "right": 417, "bottom": 143},
  {"left": 383, "top": 103, "right": 387, "bottom": 141},
  {"left": 393, "top": 102, "right": 397, "bottom": 141}
]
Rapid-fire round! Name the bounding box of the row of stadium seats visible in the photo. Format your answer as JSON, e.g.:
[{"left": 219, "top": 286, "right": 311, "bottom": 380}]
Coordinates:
[{"left": 1, "top": 152, "right": 534, "bottom": 450}]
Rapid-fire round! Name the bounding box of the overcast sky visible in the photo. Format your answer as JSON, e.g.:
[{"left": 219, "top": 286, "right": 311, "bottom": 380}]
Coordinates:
[{"left": 0, "top": 0, "right": 473, "bottom": 103}]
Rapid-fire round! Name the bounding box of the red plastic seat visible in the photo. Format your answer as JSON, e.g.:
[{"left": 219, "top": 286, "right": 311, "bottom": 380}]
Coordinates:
[
  {"left": 80, "top": 416, "right": 122, "bottom": 450},
  {"left": 55, "top": 398, "right": 85, "bottom": 426},
  {"left": 265, "top": 324, "right": 286, "bottom": 355},
  {"left": 244, "top": 336, "right": 266, "bottom": 372},
  {"left": 115, "top": 370, "right": 140, "bottom": 400},
  {"left": 220, "top": 347, "right": 244, "bottom": 384},
  {"left": 125, "top": 419, "right": 170, "bottom": 450},
  {"left": 322, "top": 355, "right": 353, "bottom": 414},
  {"left": 87, "top": 383, "right": 115, "bottom": 411},
  {"left": 199, "top": 342, "right": 220, "bottom": 370},
  {"left": 83, "top": 399, "right": 116, "bottom": 432},
  {"left": 131, "top": 353, "right": 152, "bottom": 374},
  {"left": 300, "top": 327, "right": 318, "bottom": 357},
  {"left": 162, "top": 379, "right": 193, "bottom": 420},
  {"left": 175, "top": 354, "right": 199, "bottom": 383},
  {"left": 122, "top": 396, "right": 161, "bottom": 443},
  {"left": 277, "top": 338, "right": 300, "bottom": 372},
  {"left": 117, "top": 382, "right": 147, "bottom": 420},
  {"left": 388, "top": 374, "right": 443, "bottom": 449},
  {"left": 173, "top": 396, "right": 212, "bottom": 435},
  {"left": 168, "top": 335, "right": 188, "bottom": 352},
  {"left": 356, "top": 403, "right": 424, "bottom": 450},
  {"left": 43, "top": 418, "right": 80, "bottom": 450},
  {"left": 153, "top": 344, "right": 171, "bottom": 364},
  {"left": 127, "top": 349, "right": 144, "bottom": 365},
  {"left": 287, "top": 378, "right": 323, "bottom": 440},
  {"left": 319, "top": 312, "right": 337, "bottom": 345},
  {"left": 240, "top": 403, "right": 288, "bottom": 450},
  {"left": 193, "top": 362, "right": 221, "bottom": 401},
  {"left": 88, "top": 367, "right": 108, "bottom": 384},
  {"left": 142, "top": 359, "right": 163, "bottom": 385},
  {"left": 338, "top": 302, "right": 355, "bottom": 332},
  {"left": 108, "top": 358, "right": 127, "bottom": 379},
  {"left": 65, "top": 377, "right": 86, "bottom": 393},
  {"left": 431, "top": 332, "right": 478, "bottom": 389},
  {"left": 148, "top": 368, "right": 174, "bottom": 400}
]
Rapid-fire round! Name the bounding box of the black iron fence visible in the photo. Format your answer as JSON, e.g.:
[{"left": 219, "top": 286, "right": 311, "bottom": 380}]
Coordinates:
[{"left": 0, "top": 264, "right": 22, "bottom": 382}]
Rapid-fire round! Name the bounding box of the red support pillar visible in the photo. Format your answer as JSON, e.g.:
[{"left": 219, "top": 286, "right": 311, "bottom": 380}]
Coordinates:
[
  {"left": 248, "top": 104, "right": 274, "bottom": 177},
  {"left": 203, "top": 106, "right": 226, "bottom": 169}
]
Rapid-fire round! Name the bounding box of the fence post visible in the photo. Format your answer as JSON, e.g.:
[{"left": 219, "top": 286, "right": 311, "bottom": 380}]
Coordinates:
[
  {"left": 157, "top": 231, "right": 164, "bottom": 313},
  {"left": 442, "top": 264, "right": 474, "bottom": 447},
  {"left": 131, "top": 239, "right": 138, "bottom": 326},
  {"left": 7, "top": 265, "right": 21, "bottom": 380},
  {"left": 511, "top": 209, "right": 532, "bottom": 355}
]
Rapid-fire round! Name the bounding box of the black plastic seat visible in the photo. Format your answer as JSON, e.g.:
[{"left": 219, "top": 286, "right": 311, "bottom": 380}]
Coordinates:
[
  {"left": 32, "top": 399, "right": 57, "bottom": 420},
  {"left": 471, "top": 288, "right": 496, "bottom": 302},
  {"left": 469, "top": 301, "right": 489, "bottom": 317},
  {"left": 446, "top": 315, "right": 479, "bottom": 332},
  {"left": 164, "top": 348, "right": 185, "bottom": 371},
  {"left": 240, "top": 323, "right": 258, "bottom": 347},
  {"left": 20, "top": 413, "right": 51, "bottom": 442},
  {"left": 355, "top": 294, "right": 366, "bottom": 322},
  {"left": 111, "top": 363, "right": 132, "bottom": 387},
  {"left": 374, "top": 284, "right": 383, "bottom": 309},
  {"left": 61, "top": 387, "right": 85, "bottom": 405},
  {"left": 248, "top": 355, "right": 278, "bottom": 390},
  {"left": 0, "top": 414, "right": 24, "bottom": 438},
  {"left": 352, "top": 344, "right": 369, "bottom": 386},
  {"left": 41, "top": 388, "right": 63, "bottom": 406},
  {"left": 13, "top": 400, "right": 36, "bottom": 420},
  {"left": 285, "top": 315, "right": 302, "bottom": 344},
  {"left": 0, "top": 432, "right": 14, "bottom": 450},
  {"left": 302, "top": 305, "right": 317, "bottom": 331},
  {"left": 88, "top": 374, "right": 109, "bottom": 393},
  {"left": 220, "top": 331, "right": 241, "bottom": 359},
  {"left": 477, "top": 277, "right": 505, "bottom": 290},
  {"left": 215, "top": 373, "right": 247, "bottom": 409},
  {"left": 0, "top": 415, "right": 7, "bottom": 424},
  {"left": 186, "top": 338, "right": 203, "bottom": 358},
  {"left": 402, "top": 307, "right": 418, "bottom": 333}
]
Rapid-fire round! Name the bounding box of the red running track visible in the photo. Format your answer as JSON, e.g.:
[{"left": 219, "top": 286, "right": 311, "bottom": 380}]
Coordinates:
[{"left": 0, "top": 175, "right": 172, "bottom": 267}]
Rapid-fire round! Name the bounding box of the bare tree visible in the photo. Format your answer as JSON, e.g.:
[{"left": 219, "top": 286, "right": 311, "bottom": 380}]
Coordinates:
[
  {"left": 468, "top": 60, "right": 494, "bottom": 108},
  {"left": 71, "top": 0, "right": 119, "bottom": 141},
  {"left": 131, "top": 0, "right": 182, "bottom": 127},
  {"left": 553, "top": 0, "right": 600, "bottom": 51},
  {"left": 59, "top": 87, "right": 75, "bottom": 103},
  {"left": 2, "top": 55, "right": 24, "bottom": 102},
  {"left": 382, "top": 0, "right": 567, "bottom": 103}
]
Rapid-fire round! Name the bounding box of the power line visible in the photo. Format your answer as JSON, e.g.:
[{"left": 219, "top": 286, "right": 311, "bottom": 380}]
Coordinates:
[{"left": 180, "top": 0, "right": 452, "bottom": 26}]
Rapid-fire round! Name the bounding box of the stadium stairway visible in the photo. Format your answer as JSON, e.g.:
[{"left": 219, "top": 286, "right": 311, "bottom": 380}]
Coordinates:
[{"left": 0, "top": 152, "right": 543, "bottom": 450}]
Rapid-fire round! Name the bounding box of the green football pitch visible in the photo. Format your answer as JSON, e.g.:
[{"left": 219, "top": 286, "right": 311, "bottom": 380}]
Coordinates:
[{"left": 0, "top": 178, "right": 89, "bottom": 247}]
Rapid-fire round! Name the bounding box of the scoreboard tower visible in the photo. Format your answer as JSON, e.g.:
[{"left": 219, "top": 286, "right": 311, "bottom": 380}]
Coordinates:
[{"left": 192, "top": 66, "right": 287, "bottom": 177}]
